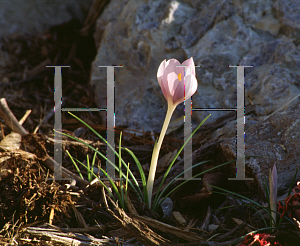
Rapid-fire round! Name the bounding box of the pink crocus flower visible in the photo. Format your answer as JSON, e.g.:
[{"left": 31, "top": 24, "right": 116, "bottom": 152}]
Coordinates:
[
  {"left": 147, "top": 57, "right": 198, "bottom": 207},
  {"left": 157, "top": 57, "right": 198, "bottom": 108}
]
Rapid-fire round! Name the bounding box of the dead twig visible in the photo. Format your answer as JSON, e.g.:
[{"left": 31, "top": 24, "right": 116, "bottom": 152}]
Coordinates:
[
  {"left": 0, "top": 98, "right": 89, "bottom": 186},
  {"left": 19, "top": 110, "right": 31, "bottom": 126},
  {"left": 0, "top": 98, "right": 28, "bottom": 136},
  {"left": 24, "top": 226, "right": 120, "bottom": 245},
  {"left": 106, "top": 195, "right": 172, "bottom": 246},
  {"left": 214, "top": 221, "right": 247, "bottom": 241},
  {"left": 132, "top": 214, "right": 205, "bottom": 243}
]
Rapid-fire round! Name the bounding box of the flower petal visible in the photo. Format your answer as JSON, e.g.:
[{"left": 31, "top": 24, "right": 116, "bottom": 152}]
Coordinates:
[
  {"left": 157, "top": 57, "right": 197, "bottom": 107},
  {"left": 182, "top": 57, "right": 195, "bottom": 77},
  {"left": 157, "top": 59, "right": 167, "bottom": 86},
  {"left": 184, "top": 74, "right": 198, "bottom": 99},
  {"left": 272, "top": 165, "right": 277, "bottom": 193},
  {"left": 163, "top": 59, "right": 181, "bottom": 85},
  {"left": 158, "top": 59, "right": 181, "bottom": 102},
  {"left": 166, "top": 72, "right": 180, "bottom": 96},
  {"left": 172, "top": 76, "right": 185, "bottom": 105}
]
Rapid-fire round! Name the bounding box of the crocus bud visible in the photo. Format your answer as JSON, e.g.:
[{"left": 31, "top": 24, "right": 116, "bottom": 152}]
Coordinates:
[
  {"left": 157, "top": 57, "right": 198, "bottom": 108},
  {"left": 269, "top": 164, "right": 278, "bottom": 228}
]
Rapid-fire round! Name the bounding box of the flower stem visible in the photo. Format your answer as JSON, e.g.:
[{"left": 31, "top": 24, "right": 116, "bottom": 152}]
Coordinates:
[{"left": 147, "top": 103, "right": 176, "bottom": 208}]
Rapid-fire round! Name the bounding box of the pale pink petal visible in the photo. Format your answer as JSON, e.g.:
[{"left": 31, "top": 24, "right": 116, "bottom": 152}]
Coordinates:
[
  {"left": 157, "top": 60, "right": 171, "bottom": 100},
  {"left": 184, "top": 74, "right": 198, "bottom": 99},
  {"left": 172, "top": 78, "right": 185, "bottom": 105},
  {"left": 182, "top": 57, "right": 195, "bottom": 77},
  {"left": 166, "top": 72, "right": 180, "bottom": 96},
  {"left": 157, "top": 59, "right": 166, "bottom": 87},
  {"left": 161, "top": 59, "right": 180, "bottom": 101},
  {"left": 158, "top": 77, "right": 170, "bottom": 101},
  {"left": 162, "top": 59, "right": 180, "bottom": 86}
]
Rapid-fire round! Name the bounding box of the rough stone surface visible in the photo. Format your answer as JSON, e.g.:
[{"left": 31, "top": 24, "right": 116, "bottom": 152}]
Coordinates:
[
  {"left": 220, "top": 101, "right": 300, "bottom": 196},
  {"left": 91, "top": 0, "right": 300, "bottom": 135},
  {"left": 273, "top": 0, "right": 300, "bottom": 43},
  {"left": 90, "top": 0, "right": 300, "bottom": 194},
  {"left": 0, "top": 0, "right": 93, "bottom": 39}
]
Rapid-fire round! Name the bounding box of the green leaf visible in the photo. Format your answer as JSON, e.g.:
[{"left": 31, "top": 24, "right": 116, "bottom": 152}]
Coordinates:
[
  {"left": 66, "top": 112, "right": 143, "bottom": 197},
  {"left": 153, "top": 114, "right": 211, "bottom": 207},
  {"left": 54, "top": 115, "right": 143, "bottom": 201},
  {"left": 87, "top": 154, "right": 91, "bottom": 182},
  {"left": 66, "top": 153, "right": 116, "bottom": 203},
  {"left": 125, "top": 162, "right": 130, "bottom": 209},
  {"left": 153, "top": 155, "right": 267, "bottom": 211},
  {"left": 66, "top": 150, "right": 83, "bottom": 180},
  {"left": 209, "top": 184, "right": 279, "bottom": 228},
  {"left": 119, "top": 132, "right": 124, "bottom": 209},
  {"left": 121, "top": 147, "right": 148, "bottom": 204},
  {"left": 75, "top": 155, "right": 125, "bottom": 209},
  {"left": 91, "top": 148, "right": 97, "bottom": 182},
  {"left": 153, "top": 159, "right": 212, "bottom": 210},
  {"left": 212, "top": 190, "right": 268, "bottom": 228}
]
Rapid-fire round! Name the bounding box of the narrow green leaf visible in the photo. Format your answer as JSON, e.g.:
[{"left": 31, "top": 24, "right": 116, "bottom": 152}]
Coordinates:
[
  {"left": 91, "top": 148, "right": 98, "bottom": 181},
  {"left": 212, "top": 190, "right": 268, "bottom": 228},
  {"left": 125, "top": 162, "right": 130, "bottom": 209},
  {"left": 72, "top": 154, "right": 125, "bottom": 209},
  {"left": 153, "top": 114, "right": 211, "bottom": 207},
  {"left": 87, "top": 154, "right": 91, "bottom": 182},
  {"left": 54, "top": 128, "right": 143, "bottom": 201},
  {"left": 67, "top": 153, "right": 116, "bottom": 202},
  {"left": 153, "top": 156, "right": 267, "bottom": 211},
  {"left": 119, "top": 132, "right": 124, "bottom": 209},
  {"left": 121, "top": 147, "right": 148, "bottom": 204},
  {"left": 153, "top": 159, "right": 212, "bottom": 210},
  {"left": 64, "top": 112, "right": 143, "bottom": 199},
  {"left": 66, "top": 150, "right": 83, "bottom": 180},
  {"left": 209, "top": 185, "right": 275, "bottom": 226}
]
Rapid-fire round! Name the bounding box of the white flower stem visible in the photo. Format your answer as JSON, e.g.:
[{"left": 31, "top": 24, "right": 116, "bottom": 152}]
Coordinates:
[{"left": 147, "top": 103, "right": 176, "bottom": 208}]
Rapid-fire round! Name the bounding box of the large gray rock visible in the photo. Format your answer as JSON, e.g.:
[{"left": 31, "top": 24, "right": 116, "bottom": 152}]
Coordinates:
[
  {"left": 273, "top": 0, "right": 300, "bottom": 42},
  {"left": 90, "top": 0, "right": 300, "bottom": 193},
  {"left": 221, "top": 101, "right": 300, "bottom": 196},
  {"left": 91, "top": 0, "right": 299, "bottom": 135}
]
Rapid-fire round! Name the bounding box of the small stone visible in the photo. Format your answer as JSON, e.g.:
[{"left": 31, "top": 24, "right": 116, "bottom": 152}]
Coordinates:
[
  {"left": 208, "top": 224, "right": 219, "bottom": 232},
  {"left": 1, "top": 77, "right": 9, "bottom": 83},
  {"left": 160, "top": 197, "right": 173, "bottom": 217},
  {"left": 73, "top": 127, "right": 86, "bottom": 137}
]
